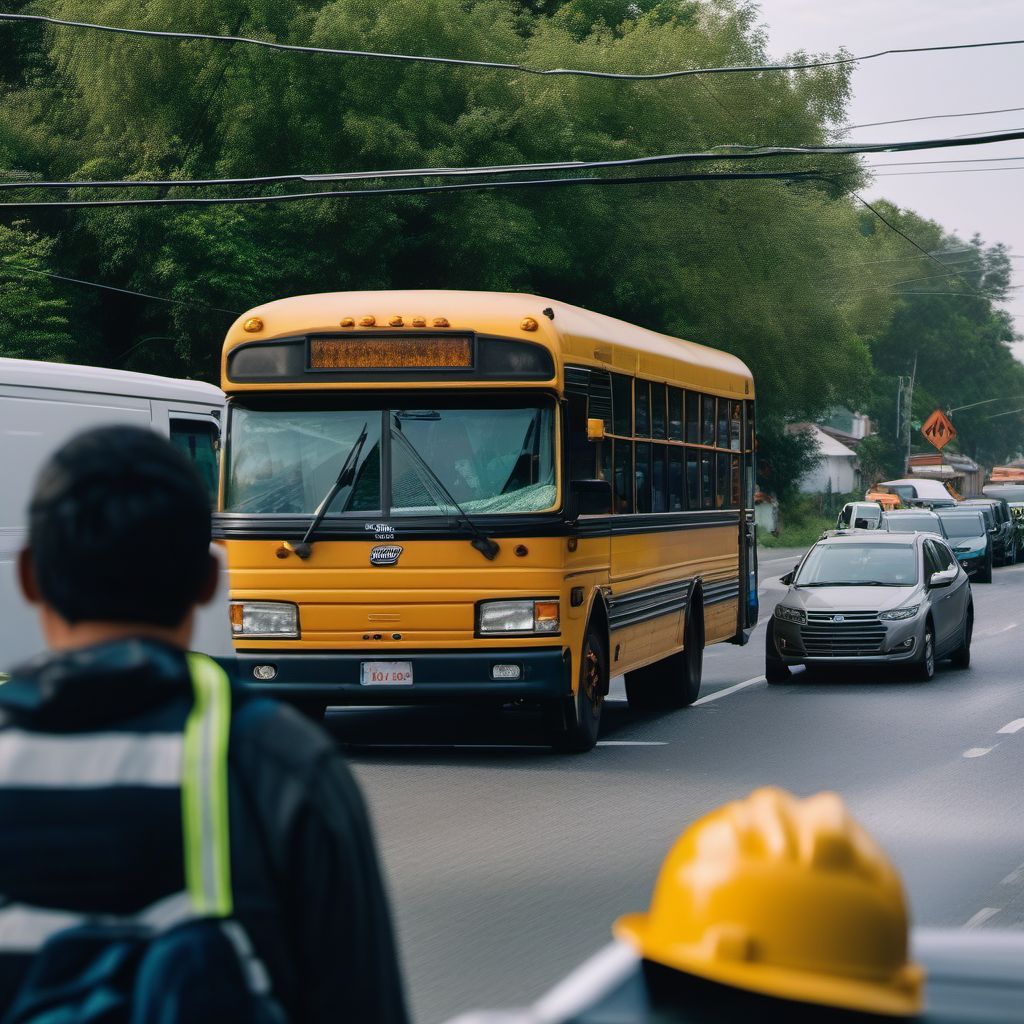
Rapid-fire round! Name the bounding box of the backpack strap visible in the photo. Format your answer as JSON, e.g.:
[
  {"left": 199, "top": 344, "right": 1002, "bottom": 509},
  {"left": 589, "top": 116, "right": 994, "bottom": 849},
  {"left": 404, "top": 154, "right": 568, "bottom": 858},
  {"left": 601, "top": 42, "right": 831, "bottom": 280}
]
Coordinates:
[{"left": 182, "top": 653, "right": 233, "bottom": 917}]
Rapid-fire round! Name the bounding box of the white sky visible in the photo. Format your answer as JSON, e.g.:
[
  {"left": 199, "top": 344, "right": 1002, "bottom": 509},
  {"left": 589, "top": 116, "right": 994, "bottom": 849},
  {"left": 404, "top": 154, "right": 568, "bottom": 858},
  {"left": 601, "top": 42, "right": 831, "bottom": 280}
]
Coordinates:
[{"left": 753, "top": 0, "right": 1024, "bottom": 354}]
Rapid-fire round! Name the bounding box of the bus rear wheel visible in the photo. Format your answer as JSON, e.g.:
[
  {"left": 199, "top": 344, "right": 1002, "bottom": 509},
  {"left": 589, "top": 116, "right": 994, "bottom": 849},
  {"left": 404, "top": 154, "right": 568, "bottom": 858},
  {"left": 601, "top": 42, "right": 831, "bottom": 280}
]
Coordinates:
[
  {"left": 550, "top": 626, "right": 606, "bottom": 753},
  {"left": 624, "top": 609, "right": 704, "bottom": 710}
]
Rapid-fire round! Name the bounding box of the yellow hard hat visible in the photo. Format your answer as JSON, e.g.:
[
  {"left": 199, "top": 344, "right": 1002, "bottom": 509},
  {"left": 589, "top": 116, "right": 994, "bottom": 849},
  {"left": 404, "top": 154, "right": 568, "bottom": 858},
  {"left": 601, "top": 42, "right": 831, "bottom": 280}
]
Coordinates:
[{"left": 614, "top": 787, "right": 924, "bottom": 1017}]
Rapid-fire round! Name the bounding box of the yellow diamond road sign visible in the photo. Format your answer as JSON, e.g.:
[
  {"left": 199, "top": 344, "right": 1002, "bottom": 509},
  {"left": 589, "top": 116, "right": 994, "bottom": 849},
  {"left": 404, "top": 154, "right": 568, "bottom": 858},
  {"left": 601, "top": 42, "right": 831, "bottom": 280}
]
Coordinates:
[{"left": 921, "top": 409, "right": 956, "bottom": 451}]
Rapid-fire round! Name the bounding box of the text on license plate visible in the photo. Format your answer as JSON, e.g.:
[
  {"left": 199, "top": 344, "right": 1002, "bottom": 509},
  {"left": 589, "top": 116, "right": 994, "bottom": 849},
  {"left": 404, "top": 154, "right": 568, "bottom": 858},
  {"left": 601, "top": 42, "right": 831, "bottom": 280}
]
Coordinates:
[{"left": 360, "top": 661, "right": 413, "bottom": 685}]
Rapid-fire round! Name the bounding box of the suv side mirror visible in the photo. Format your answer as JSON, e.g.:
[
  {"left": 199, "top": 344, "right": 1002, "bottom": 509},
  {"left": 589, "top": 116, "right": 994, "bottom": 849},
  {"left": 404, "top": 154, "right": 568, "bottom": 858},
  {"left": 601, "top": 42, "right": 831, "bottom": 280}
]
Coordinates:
[
  {"left": 570, "top": 479, "right": 612, "bottom": 517},
  {"left": 780, "top": 565, "right": 798, "bottom": 586},
  {"left": 929, "top": 568, "right": 957, "bottom": 589}
]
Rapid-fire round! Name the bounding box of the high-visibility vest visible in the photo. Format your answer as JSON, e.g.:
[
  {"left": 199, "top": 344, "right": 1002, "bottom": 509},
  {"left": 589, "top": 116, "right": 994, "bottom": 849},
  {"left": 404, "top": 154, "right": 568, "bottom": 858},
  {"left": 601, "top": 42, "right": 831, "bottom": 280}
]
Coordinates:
[{"left": 0, "top": 654, "right": 281, "bottom": 1019}]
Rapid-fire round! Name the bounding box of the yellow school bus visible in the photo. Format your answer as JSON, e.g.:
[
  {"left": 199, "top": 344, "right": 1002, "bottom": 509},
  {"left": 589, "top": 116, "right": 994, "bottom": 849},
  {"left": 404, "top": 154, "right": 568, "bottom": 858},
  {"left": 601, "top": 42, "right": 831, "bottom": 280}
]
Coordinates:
[{"left": 217, "top": 291, "right": 757, "bottom": 751}]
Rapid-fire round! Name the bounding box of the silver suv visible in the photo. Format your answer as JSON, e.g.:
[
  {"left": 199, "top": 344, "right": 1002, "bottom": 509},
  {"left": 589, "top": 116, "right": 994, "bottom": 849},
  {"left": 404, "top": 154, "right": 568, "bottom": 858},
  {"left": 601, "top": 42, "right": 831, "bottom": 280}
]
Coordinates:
[{"left": 767, "top": 533, "right": 973, "bottom": 683}]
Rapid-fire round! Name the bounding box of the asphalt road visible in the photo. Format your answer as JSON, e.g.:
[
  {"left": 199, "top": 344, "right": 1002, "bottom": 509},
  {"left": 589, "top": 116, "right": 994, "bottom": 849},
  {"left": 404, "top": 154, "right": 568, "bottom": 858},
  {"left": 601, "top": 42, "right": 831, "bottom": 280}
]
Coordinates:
[{"left": 326, "top": 547, "right": 1024, "bottom": 1023}]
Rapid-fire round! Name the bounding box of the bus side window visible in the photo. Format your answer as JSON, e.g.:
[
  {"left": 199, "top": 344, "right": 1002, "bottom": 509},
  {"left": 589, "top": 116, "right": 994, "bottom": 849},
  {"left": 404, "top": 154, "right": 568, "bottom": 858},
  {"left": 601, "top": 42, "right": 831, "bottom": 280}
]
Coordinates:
[
  {"left": 701, "top": 396, "right": 715, "bottom": 447},
  {"left": 635, "top": 380, "right": 651, "bottom": 437},
  {"left": 716, "top": 454, "right": 729, "bottom": 509},
  {"left": 567, "top": 393, "right": 594, "bottom": 481},
  {"left": 731, "top": 455, "right": 741, "bottom": 508},
  {"left": 730, "top": 402, "right": 742, "bottom": 450},
  {"left": 170, "top": 418, "right": 219, "bottom": 500},
  {"left": 614, "top": 439, "right": 634, "bottom": 514},
  {"left": 700, "top": 454, "right": 714, "bottom": 510},
  {"left": 636, "top": 443, "right": 652, "bottom": 514},
  {"left": 685, "top": 391, "right": 700, "bottom": 444},
  {"left": 668, "top": 388, "right": 683, "bottom": 441},
  {"left": 651, "top": 383, "right": 666, "bottom": 440},
  {"left": 686, "top": 451, "right": 700, "bottom": 510},
  {"left": 717, "top": 402, "right": 729, "bottom": 450},
  {"left": 612, "top": 374, "right": 632, "bottom": 436},
  {"left": 652, "top": 446, "right": 668, "bottom": 513},
  {"left": 669, "top": 448, "right": 685, "bottom": 511}
]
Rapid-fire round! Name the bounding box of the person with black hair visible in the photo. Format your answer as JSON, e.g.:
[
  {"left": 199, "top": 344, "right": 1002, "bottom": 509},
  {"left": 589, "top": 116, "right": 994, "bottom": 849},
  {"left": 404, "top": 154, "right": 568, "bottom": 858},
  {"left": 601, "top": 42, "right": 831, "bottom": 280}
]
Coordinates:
[{"left": 0, "top": 425, "right": 409, "bottom": 1024}]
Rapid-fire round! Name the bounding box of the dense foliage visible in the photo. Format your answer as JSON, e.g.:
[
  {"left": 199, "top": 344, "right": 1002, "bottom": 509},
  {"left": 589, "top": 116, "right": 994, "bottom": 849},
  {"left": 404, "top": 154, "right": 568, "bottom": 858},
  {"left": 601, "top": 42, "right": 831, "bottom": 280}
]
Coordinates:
[{"left": 0, "top": 0, "right": 1019, "bottom": 475}]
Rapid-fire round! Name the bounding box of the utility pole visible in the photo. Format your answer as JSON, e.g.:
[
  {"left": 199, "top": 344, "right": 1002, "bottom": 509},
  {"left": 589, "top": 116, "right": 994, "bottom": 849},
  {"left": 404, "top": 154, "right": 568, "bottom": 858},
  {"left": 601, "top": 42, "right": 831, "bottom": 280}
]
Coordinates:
[{"left": 904, "top": 353, "right": 917, "bottom": 473}]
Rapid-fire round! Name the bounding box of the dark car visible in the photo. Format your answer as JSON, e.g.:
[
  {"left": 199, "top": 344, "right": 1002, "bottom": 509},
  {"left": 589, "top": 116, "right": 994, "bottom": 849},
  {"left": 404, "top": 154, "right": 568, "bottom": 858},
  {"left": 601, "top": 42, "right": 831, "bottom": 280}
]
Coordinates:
[
  {"left": 960, "top": 497, "right": 1016, "bottom": 565},
  {"left": 935, "top": 509, "right": 992, "bottom": 583},
  {"left": 766, "top": 532, "right": 972, "bottom": 682}
]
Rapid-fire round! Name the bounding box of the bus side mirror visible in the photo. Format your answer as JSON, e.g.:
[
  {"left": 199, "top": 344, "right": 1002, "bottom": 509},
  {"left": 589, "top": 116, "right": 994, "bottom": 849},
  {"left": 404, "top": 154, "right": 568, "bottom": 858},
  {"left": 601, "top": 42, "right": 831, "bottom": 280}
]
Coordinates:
[{"left": 571, "top": 479, "right": 612, "bottom": 517}]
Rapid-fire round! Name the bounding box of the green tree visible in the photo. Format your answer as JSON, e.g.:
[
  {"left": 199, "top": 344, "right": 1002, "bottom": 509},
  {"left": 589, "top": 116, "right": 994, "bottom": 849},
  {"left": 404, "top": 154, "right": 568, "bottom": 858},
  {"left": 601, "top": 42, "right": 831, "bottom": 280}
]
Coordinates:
[{"left": 0, "top": 223, "right": 74, "bottom": 360}]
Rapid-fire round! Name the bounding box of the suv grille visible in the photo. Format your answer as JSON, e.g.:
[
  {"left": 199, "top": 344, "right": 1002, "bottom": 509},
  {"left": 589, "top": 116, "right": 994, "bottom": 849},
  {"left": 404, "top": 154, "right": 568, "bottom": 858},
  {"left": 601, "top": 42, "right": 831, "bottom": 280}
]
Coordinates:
[{"left": 800, "top": 610, "right": 885, "bottom": 657}]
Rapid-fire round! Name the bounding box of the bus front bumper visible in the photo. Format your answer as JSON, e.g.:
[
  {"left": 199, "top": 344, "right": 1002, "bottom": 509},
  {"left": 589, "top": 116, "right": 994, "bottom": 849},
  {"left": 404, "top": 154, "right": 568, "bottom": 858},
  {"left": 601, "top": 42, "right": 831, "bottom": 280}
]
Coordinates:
[{"left": 233, "top": 647, "right": 572, "bottom": 704}]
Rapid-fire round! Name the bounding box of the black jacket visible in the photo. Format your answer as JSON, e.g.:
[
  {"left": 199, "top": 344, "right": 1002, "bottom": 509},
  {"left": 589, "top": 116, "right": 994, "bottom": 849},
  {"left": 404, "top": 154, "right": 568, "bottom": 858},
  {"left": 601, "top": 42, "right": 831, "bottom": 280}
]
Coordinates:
[{"left": 0, "top": 638, "right": 409, "bottom": 1024}]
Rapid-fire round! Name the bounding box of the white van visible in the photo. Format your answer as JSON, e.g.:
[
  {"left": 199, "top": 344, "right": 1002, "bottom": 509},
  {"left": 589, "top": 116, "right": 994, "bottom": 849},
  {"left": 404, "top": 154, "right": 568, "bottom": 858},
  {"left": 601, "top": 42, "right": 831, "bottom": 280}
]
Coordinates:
[{"left": 0, "top": 357, "right": 231, "bottom": 672}]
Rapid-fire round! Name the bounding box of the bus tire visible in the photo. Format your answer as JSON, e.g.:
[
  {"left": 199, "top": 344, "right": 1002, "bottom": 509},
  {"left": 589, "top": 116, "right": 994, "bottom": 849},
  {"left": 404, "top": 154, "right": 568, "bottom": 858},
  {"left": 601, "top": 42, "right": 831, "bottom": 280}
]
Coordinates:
[
  {"left": 550, "top": 625, "right": 606, "bottom": 753},
  {"left": 624, "top": 605, "right": 704, "bottom": 710}
]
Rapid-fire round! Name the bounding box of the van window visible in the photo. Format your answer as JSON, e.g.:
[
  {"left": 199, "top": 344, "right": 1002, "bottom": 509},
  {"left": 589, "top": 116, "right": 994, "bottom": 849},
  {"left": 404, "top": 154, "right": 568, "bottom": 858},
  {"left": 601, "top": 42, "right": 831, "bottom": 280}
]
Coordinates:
[{"left": 170, "top": 419, "right": 219, "bottom": 500}]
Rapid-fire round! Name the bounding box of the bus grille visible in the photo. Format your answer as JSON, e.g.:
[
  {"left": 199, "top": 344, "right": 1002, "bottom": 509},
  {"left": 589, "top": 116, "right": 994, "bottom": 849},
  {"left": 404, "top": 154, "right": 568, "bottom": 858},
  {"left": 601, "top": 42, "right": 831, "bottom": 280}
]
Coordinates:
[{"left": 800, "top": 610, "right": 885, "bottom": 657}]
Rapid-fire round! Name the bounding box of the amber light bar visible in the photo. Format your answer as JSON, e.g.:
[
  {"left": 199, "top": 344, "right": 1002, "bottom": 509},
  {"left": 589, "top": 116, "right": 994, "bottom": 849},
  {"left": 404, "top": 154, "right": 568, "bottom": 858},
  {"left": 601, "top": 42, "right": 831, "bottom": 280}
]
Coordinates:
[{"left": 309, "top": 335, "right": 472, "bottom": 369}]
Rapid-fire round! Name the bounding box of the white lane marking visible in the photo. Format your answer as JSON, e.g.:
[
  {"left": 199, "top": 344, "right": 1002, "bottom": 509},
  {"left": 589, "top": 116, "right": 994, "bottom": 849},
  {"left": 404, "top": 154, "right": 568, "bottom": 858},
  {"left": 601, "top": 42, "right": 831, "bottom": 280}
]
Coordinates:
[
  {"left": 597, "top": 741, "right": 668, "bottom": 747},
  {"left": 963, "top": 746, "right": 996, "bottom": 758},
  {"left": 997, "top": 718, "right": 1024, "bottom": 734},
  {"left": 978, "top": 623, "right": 1018, "bottom": 639},
  {"left": 693, "top": 674, "right": 765, "bottom": 706},
  {"left": 963, "top": 907, "right": 1000, "bottom": 929},
  {"left": 1001, "top": 861, "right": 1024, "bottom": 885}
]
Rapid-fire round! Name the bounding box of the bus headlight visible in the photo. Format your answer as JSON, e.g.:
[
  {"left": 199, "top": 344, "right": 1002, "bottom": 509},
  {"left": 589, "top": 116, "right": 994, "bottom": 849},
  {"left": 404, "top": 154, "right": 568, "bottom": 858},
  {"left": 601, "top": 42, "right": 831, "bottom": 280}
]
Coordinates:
[
  {"left": 477, "top": 599, "right": 560, "bottom": 635},
  {"left": 230, "top": 601, "right": 299, "bottom": 638}
]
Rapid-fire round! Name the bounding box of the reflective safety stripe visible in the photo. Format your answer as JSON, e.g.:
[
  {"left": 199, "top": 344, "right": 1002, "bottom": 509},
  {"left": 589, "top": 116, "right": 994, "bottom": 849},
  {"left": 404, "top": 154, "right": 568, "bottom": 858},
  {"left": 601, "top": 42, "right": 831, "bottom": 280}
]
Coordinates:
[
  {"left": 0, "top": 730, "right": 182, "bottom": 788},
  {"left": 182, "top": 653, "right": 233, "bottom": 917},
  {"left": 0, "top": 891, "right": 196, "bottom": 953}
]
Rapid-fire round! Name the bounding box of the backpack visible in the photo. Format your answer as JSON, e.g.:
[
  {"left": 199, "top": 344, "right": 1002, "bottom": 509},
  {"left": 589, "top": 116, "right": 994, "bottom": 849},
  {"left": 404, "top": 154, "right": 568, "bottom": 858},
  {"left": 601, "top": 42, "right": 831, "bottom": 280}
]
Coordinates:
[{"left": 1, "top": 655, "right": 286, "bottom": 1024}]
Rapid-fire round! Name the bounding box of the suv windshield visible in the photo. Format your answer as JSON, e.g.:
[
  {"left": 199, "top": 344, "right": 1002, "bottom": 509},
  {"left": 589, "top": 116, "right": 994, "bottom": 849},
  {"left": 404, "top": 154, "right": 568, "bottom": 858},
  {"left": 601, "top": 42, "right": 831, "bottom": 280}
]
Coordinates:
[
  {"left": 795, "top": 542, "right": 918, "bottom": 587},
  {"left": 885, "top": 515, "right": 940, "bottom": 535},
  {"left": 938, "top": 513, "right": 986, "bottom": 539},
  {"left": 224, "top": 399, "right": 556, "bottom": 516}
]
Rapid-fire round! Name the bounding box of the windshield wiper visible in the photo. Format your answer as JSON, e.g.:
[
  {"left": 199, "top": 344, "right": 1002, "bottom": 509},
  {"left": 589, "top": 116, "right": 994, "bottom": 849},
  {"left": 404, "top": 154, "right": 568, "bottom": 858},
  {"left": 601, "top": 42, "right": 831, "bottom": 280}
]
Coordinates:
[
  {"left": 390, "top": 416, "right": 500, "bottom": 561},
  {"left": 291, "top": 424, "right": 368, "bottom": 560}
]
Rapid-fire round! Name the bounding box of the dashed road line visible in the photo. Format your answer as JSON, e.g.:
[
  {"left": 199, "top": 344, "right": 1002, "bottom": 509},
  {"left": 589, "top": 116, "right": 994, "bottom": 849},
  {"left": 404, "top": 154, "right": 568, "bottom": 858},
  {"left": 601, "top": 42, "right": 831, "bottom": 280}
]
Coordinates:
[
  {"left": 963, "top": 907, "right": 1001, "bottom": 929},
  {"left": 977, "top": 623, "right": 1018, "bottom": 639},
  {"left": 997, "top": 718, "right": 1024, "bottom": 734},
  {"left": 693, "top": 674, "right": 765, "bottom": 706},
  {"left": 963, "top": 746, "right": 997, "bottom": 758}
]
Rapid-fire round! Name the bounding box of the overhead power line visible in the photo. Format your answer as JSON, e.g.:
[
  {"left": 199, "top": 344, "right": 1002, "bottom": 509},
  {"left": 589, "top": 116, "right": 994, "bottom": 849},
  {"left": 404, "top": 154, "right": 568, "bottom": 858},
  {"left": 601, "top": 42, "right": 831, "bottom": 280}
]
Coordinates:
[
  {"left": 873, "top": 166, "right": 1024, "bottom": 177},
  {"left": 845, "top": 104, "right": 1024, "bottom": 130},
  {"left": 1, "top": 11, "right": 1023, "bottom": 81},
  {"left": 1, "top": 261, "right": 241, "bottom": 314},
  {"left": 3, "top": 128, "right": 1024, "bottom": 193},
  {"left": 0, "top": 169, "right": 823, "bottom": 210}
]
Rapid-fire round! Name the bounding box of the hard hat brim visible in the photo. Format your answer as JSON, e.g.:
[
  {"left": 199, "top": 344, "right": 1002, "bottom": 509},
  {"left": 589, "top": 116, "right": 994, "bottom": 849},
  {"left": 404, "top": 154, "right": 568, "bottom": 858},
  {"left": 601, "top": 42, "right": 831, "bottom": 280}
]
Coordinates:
[{"left": 613, "top": 914, "right": 924, "bottom": 1018}]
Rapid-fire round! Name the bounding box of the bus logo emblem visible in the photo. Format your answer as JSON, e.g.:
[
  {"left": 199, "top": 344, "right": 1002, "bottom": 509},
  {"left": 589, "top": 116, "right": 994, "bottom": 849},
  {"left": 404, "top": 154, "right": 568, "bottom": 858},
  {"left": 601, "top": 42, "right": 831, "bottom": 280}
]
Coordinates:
[{"left": 370, "top": 545, "right": 403, "bottom": 566}]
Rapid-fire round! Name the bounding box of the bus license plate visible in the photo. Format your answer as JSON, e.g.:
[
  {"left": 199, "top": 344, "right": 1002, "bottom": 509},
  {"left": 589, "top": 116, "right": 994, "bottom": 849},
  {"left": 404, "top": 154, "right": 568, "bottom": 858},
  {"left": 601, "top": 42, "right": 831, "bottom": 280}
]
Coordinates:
[{"left": 360, "top": 661, "right": 413, "bottom": 686}]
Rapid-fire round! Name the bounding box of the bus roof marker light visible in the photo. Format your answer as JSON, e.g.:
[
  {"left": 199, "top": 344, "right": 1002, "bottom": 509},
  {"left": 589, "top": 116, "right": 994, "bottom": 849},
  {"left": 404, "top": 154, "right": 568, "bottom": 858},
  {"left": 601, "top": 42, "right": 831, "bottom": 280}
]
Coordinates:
[
  {"left": 521, "top": 317, "right": 539, "bottom": 332},
  {"left": 411, "top": 316, "right": 426, "bottom": 327},
  {"left": 242, "top": 317, "right": 263, "bottom": 333},
  {"left": 358, "top": 315, "right": 376, "bottom": 327},
  {"left": 339, "top": 317, "right": 355, "bottom": 327},
  {"left": 389, "top": 315, "right": 404, "bottom": 327},
  {"left": 432, "top": 317, "right": 450, "bottom": 328}
]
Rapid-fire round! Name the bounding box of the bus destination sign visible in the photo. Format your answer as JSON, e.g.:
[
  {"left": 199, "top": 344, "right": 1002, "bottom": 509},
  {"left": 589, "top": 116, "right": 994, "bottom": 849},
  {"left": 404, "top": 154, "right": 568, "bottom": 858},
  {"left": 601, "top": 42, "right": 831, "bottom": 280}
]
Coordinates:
[{"left": 309, "top": 335, "right": 473, "bottom": 370}]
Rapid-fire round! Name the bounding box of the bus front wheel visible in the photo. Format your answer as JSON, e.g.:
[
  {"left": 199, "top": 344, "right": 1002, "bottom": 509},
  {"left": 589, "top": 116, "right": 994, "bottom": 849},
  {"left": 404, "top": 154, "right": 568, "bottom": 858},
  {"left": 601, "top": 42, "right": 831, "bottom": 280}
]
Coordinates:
[{"left": 550, "top": 626, "right": 607, "bottom": 753}]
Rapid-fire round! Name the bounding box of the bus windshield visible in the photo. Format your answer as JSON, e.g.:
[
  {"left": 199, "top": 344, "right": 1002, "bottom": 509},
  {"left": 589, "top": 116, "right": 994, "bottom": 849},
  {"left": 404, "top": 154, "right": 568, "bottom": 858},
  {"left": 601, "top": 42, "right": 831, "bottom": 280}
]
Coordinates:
[{"left": 225, "top": 399, "right": 556, "bottom": 516}]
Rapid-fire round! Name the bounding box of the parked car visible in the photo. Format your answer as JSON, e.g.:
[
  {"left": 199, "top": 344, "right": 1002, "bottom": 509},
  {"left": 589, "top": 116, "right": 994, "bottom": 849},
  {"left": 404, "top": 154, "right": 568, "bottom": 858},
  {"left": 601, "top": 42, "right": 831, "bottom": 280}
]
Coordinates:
[
  {"left": 835, "top": 500, "right": 883, "bottom": 531},
  {"left": 935, "top": 509, "right": 992, "bottom": 583},
  {"left": 959, "top": 497, "right": 1016, "bottom": 565},
  {"left": 766, "top": 532, "right": 972, "bottom": 682},
  {"left": 881, "top": 509, "right": 946, "bottom": 537}
]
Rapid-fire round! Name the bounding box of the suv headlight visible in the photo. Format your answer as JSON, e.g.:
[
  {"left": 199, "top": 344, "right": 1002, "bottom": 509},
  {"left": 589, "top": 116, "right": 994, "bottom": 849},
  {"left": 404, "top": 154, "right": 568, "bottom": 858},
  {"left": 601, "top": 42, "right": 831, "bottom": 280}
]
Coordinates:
[
  {"left": 230, "top": 601, "right": 299, "bottom": 638},
  {"left": 879, "top": 605, "right": 920, "bottom": 621},
  {"left": 774, "top": 604, "right": 806, "bottom": 624},
  {"left": 478, "top": 599, "right": 560, "bottom": 635}
]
